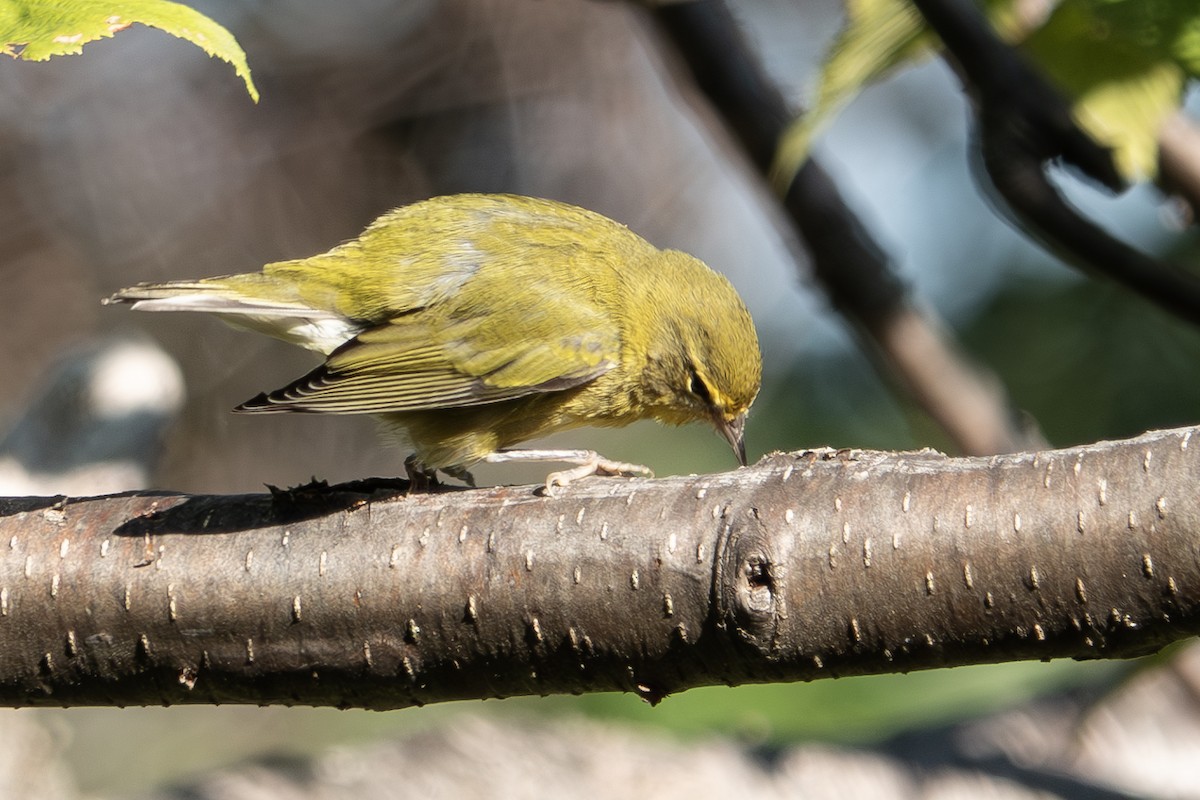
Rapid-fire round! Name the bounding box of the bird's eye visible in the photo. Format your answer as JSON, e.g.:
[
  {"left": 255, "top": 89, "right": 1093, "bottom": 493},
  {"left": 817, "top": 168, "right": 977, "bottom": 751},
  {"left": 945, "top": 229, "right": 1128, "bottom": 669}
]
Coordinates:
[{"left": 687, "top": 367, "right": 714, "bottom": 405}]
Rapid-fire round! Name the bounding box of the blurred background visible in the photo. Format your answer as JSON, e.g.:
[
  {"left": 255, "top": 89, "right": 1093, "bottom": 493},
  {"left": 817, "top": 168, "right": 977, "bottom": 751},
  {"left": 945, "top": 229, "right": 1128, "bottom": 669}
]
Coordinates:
[{"left": 2, "top": 0, "right": 1199, "bottom": 796}]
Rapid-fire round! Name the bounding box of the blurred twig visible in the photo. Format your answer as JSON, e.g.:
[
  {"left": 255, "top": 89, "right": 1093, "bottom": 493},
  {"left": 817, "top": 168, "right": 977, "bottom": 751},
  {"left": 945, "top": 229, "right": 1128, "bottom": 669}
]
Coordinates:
[
  {"left": 909, "top": 0, "right": 1200, "bottom": 326},
  {"left": 1004, "top": 0, "right": 1200, "bottom": 221},
  {"left": 908, "top": 0, "right": 1123, "bottom": 193},
  {"left": 654, "top": 0, "right": 1033, "bottom": 454}
]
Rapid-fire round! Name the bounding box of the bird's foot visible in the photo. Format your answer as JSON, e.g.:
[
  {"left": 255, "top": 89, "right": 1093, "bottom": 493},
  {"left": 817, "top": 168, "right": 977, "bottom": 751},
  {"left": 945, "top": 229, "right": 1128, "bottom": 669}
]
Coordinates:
[
  {"left": 440, "top": 464, "right": 478, "bottom": 488},
  {"left": 405, "top": 455, "right": 476, "bottom": 491},
  {"left": 483, "top": 449, "right": 653, "bottom": 495},
  {"left": 404, "top": 455, "right": 438, "bottom": 493}
]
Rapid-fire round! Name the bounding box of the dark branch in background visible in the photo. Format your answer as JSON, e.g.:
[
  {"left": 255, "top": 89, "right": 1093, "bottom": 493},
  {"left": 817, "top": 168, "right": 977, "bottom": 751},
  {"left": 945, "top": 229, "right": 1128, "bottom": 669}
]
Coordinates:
[
  {"left": 981, "top": 122, "right": 1200, "bottom": 324},
  {"left": 0, "top": 427, "right": 1197, "bottom": 709},
  {"left": 908, "top": 0, "right": 1200, "bottom": 327},
  {"left": 653, "top": 1, "right": 1032, "bottom": 455},
  {"left": 908, "top": 0, "right": 1123, "bottom": 193}
]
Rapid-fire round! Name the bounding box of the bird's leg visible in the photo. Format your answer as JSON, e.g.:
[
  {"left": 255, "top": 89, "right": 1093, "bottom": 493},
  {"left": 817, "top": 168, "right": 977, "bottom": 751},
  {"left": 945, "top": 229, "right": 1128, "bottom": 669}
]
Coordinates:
[
  {"left": 404, "top": 454, "right": 438, "bottom": 492},
  {"left": 405, "top": 454, "right": 476, "bottom": 489},
  {"left": 483, "top": 449, "right": 653, "bottom": 493},
  {"left": 440, "top": 464, "right": 478, "bottom": 488}
]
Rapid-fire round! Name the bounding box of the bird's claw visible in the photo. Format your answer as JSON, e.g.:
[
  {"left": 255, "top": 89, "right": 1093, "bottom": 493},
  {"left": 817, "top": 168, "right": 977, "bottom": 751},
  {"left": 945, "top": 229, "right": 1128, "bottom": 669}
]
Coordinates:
[{"left": 543, "top": 456, "right": 653, "bottom": 495}]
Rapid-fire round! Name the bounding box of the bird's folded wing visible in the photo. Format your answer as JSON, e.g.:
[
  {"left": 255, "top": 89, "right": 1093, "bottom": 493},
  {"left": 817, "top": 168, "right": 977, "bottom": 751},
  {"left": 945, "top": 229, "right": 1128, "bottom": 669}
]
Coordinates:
[{"left": 236, "top": 305, "right": 619, "bottom": 414}]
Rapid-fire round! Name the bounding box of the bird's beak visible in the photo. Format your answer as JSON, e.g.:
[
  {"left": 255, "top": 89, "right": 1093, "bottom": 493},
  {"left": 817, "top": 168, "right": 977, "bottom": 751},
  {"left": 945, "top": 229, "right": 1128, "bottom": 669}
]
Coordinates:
[{"left": 714, "top": 411, "right": 747, "bottom": 466}]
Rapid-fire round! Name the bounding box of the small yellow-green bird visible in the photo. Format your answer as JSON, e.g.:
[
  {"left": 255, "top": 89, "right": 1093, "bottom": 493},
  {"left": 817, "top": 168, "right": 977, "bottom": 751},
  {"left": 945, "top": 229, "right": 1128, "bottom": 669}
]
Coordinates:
[{"left": 106, "top": 194, "right": 762, "bottom": 490}]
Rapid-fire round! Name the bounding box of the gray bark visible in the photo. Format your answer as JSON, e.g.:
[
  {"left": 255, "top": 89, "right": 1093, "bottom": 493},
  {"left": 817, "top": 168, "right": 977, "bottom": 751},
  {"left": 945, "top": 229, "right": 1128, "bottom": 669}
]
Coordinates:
[{"left": 0, "top": 426, "right": 1197, "bottom": 708}]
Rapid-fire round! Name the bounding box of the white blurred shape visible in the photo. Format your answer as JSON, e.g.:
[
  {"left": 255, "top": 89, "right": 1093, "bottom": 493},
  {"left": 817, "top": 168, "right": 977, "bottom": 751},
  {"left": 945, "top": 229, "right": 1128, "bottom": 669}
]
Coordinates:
[
  {"left": 89, "top": 340, "right": 185, "bottom": 421},
  {"left": 0, "top": 337, "right": 184, "bottom": 496}
]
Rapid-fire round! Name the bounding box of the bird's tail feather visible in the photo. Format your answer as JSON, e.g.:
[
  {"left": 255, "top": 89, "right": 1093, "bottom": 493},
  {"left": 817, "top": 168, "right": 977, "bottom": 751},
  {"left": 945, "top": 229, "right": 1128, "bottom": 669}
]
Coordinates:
[
  {"left": 104, "top": 278, "right": 357, "bottom": 354},
  {"left": 104, "top": 279, "right": 334, "bottom": 319}
]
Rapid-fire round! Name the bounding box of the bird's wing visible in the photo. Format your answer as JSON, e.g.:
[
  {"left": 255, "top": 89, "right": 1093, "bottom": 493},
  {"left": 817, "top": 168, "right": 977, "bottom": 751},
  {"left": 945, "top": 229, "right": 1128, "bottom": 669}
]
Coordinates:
[{"left": 235, "top": 297, "right": 620, "bottom": 414}]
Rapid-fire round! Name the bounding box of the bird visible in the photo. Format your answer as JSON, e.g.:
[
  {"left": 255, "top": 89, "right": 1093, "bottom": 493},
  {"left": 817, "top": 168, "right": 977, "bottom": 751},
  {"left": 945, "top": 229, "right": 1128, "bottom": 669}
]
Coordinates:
[{"left": 105, "top": 193, "right": 762, "bottom": 491}]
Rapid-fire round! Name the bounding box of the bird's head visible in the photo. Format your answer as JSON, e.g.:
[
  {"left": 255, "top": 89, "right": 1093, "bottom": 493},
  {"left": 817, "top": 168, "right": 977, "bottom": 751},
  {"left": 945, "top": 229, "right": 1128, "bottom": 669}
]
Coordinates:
[{"left": 638, "top": 252, "right": 762, "bottom": 466}]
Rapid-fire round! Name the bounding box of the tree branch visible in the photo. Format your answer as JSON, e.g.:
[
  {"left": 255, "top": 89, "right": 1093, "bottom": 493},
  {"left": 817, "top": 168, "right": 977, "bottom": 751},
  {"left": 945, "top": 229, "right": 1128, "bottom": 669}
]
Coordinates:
[{"left": 2, "top": 426, "right": 1197, "bottom": 709}]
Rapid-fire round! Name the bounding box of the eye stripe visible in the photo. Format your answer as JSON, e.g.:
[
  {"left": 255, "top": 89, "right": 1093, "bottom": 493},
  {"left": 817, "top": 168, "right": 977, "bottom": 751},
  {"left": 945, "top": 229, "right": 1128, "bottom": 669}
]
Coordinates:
[{"left": 687, "top": 366, "right": 714, "bottom": 406}]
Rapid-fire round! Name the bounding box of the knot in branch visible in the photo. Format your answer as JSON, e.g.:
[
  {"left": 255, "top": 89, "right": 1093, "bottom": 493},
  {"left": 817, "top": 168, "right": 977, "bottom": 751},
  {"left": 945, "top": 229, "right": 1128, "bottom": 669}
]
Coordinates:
[{"left": 715, "top": 515, "right": 782, "bottom": 655}]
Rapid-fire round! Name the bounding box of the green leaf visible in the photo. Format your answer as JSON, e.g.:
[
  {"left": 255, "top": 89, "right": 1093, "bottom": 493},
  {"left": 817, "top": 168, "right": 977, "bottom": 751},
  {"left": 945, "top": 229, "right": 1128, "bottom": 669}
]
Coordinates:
[
  {"left": 778, "top": 0, "right": 1199, "bottom": 188},
  {"left": 1023, "top": 0, "right": 1187, "bottom": 180},
  {"left": 1071, "top": 0, "right": 1200, "bottom": 75},
  {"left": 0, "top": 0, "right": 258, "bottom": 102},
  {"left": 771, "top": 0, "right": 931, "bottom": 192},
  {"left": 1177, "top": 17, "right": 1200, "bottom": 75},
  {"left": 770, "top": 0, "right": 1026, "bottom": 192}
]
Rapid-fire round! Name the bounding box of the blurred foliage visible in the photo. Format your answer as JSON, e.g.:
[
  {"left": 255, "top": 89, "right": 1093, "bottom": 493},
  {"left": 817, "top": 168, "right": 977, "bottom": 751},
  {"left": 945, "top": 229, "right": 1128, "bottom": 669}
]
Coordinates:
[
  {"left": 964, "top": 277, "right": 1200, "bottom": 445},
  {"left": 758, "top": 271, "right": 1200, "bottom": 455},
  {"left": 548, "top": 658, "right": 1127, "bottom": 743},
  {"left": 1025, "top": 1, "right": 1191, "bottom": 179},
  {"left": 776, "top": 0, "right": 1200, "bottom": 186},
  {"left": 53, "top": 659, "right": 1131, "bottom": 796},
  {"left": 0, "top": 0, "right": 257, "bottom": 100},
  {"left": 771, "top": 0, "right": 934, "bottom": 191}
]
